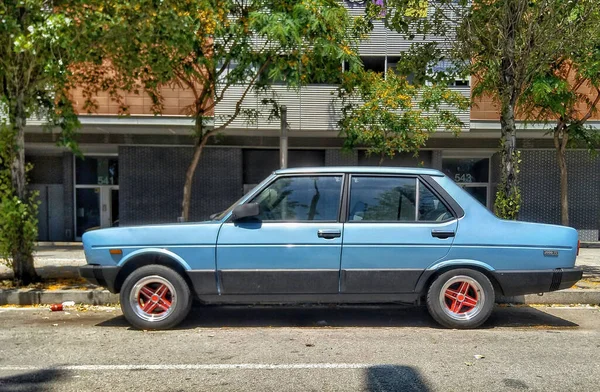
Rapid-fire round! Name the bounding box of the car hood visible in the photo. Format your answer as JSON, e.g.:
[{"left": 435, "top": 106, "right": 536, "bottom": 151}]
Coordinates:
[{"left": 82, "top": 221, "right": 222, "bottom": 251}]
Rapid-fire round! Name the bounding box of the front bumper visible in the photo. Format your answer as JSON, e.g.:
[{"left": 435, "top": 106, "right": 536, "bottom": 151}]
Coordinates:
[
  {"left": 79, "top": 265, "right": 121, "bottom": 293},
  {"left": 493, "top": 267, "right": 583, "bottom": 296}
]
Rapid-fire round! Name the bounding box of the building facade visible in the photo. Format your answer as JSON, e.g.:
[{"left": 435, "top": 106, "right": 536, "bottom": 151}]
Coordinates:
[{"left": 24, "top": 2, "right": 600, "bottom": 242}]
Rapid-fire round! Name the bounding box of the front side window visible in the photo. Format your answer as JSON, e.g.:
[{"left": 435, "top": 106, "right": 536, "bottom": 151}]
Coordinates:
[
  {"left": 348, "top": 176, "right": 452, "bottom": 222},
  {"left": 251, "top": 176, "right": 342, "bottom": 221}
]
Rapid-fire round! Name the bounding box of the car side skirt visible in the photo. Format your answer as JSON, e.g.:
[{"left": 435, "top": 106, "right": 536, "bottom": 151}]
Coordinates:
[
  {"left": 195, "top": 293, "right": 420, "bottom": 305},
  {"left": 341, "top": 269, "right": 424, "bottom": 293}
]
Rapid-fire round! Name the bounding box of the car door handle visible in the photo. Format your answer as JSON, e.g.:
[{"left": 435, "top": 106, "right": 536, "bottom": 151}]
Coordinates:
[
  {"left": 431, "top": 230, "right": 455, "bottom": 239},
  {"left": 317, "top": 229, "right": 341, "bottom": 239}
]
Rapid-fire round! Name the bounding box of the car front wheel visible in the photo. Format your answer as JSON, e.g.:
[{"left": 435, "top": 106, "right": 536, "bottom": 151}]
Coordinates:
[
  {"left": 120, "top": 265, "right": 192, "bottom": 330},
  {"left": 426, "top": 269, "right": 494, "bottom": 329}
]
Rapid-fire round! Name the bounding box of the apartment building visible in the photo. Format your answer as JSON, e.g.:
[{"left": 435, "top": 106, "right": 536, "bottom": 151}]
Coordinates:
[{"left": 23, "top": 2, "right": 600, "bottom": 242}]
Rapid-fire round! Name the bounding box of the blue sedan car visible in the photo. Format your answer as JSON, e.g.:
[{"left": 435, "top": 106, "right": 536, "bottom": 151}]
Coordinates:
[{"left": 80, "top": 167, "right": 582, "bottom": 329}]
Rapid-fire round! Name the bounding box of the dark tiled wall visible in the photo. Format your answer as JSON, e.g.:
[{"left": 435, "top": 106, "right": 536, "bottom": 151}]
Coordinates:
[
  {"left": 27, "top": 155, "right": 63, "bottom": 184},
  {"left": 63, "top": 153, "right": 74, "bottom": 240},
  {"left": 519, "top": 150, "right": 600, "bottom": 241},
  {"left": 324, "top": 149, "right": 358, "bottom": 166},
  {"left": 357, "top": 151, "right": 433, "bottom": 167},
  {"left": 119, "top": 146, "right": 243, "bottom": 225}
]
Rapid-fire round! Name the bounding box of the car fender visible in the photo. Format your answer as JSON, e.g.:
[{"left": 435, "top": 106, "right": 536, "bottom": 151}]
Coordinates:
[
  {"left": 118, "top": 248, "right": 192, "bottom": 271},
  {"left": 414, "top": 259, "right": 496, "bottom": 294}
]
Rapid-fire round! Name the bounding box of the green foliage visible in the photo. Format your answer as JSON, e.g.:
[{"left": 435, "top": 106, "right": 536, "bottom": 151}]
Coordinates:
[
  {"left": 520, "top": 2, "right": 600, "bottom": 153},
  {"left": 0, "top": 0, "right": 82, "bottom": 135},
  {"left": 338, "top": 69, "right": 469, "bottom": 162},
  {"left": 0, "top": 1, "right": 88, "bottom": 282},
  {"left": 73, "top": 0, "right": 366, "bottom": 129},
  {"left": 0, "top": 125, "right": 39, "bottom": 269}
]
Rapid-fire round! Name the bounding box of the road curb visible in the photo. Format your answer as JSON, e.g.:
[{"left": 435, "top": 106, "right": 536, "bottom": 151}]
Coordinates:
[
  {"left": 0, "top": 289, "right": 119, "bottom": 306},
  {"left": 1, "top": 288, "right": 599, "bottom": 306},
  {"left": 497, "top": 289, "right": 600, "bottom": 305}
]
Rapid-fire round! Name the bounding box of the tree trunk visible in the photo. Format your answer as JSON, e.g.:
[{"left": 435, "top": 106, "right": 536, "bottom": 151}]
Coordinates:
[
  {"left": 498, "top": 101, "right": 520, "bottom": 219},
  {"left": 181, "top": 117, "right": 209, "bottom": 222},
  {"left": 554, "top": 126, "right": 569, "bottom": 226},
  {"left": 10, "top": 94, "right": 39, "bottom": 285}
]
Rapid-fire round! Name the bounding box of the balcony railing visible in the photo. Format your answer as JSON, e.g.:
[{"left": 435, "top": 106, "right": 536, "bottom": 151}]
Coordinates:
[{"left": 214, "top": 84, "right": 470, "bottom": 132}]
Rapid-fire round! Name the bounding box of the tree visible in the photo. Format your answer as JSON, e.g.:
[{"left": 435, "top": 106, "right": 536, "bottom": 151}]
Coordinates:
[
  {"left": 338, "top": 69, "right": 469, "bottom": 164},
  {"left": 380, "top": 0, "right": 595, "bottom": 220},
  {"left": 521, "top": 4, "right": 600, "bottom": 225},
  {"left": 0, "top": 1, "right": 83, "bottom": 285},
  {"left": 336, "top": 2, "right": 468, "bottom": 164},
  {"left": 455, "top": 0, "right": 596, "bottom": 219},
  {"left": 73, "top": 0, "right": 367, "bottom": 222}
]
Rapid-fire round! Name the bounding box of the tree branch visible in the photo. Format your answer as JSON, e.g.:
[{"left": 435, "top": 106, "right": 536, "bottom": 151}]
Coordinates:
[{"left": 203, "top": 58, "right": 272, "bottom": 140}]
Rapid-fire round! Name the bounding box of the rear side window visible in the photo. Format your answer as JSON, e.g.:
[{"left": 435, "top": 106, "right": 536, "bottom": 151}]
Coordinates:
[
  {"left": 418, "top": 181, "right": 452, "bottom": 222},
  {"left": 348, "top": 176, "right": 452, "bottom": 222}
]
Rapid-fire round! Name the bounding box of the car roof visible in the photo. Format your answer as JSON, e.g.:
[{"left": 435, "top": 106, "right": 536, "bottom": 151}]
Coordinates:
[{"left": 274, "top": 166, "right": 444, "bottom": 176}]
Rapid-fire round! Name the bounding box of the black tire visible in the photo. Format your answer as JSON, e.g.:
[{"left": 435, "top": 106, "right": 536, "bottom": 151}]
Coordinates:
[
  {"left": 120, "top": 265, "right": 192, "bottom": 330},
  {"left": 426, "top": 268, "right": 494, "bottom": 329}
]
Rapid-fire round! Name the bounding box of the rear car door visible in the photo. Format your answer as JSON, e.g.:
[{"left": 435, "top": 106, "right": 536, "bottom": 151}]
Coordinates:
[
  {"left": 340, "top": 175, "right": 458, "bottom": 294},
  {"left": 216, "top": 174, "right": 345, "bottom": 295}
]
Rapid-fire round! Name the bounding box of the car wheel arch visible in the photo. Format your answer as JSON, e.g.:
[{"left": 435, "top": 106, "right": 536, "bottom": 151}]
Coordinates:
[
  {"left": 113, "top": 251, "right": 192, "bottom": 294},
  {"left": 415, "top": 263, "right": 505, "bottom": 298}
]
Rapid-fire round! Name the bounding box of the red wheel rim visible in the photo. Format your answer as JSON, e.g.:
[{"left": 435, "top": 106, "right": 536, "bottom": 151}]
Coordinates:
[
  {"left": 443, "top": 281, "right": 479, "bottom": 314},
  {"left": 137, "top": 282, "right": 173, "bottom": 315}
]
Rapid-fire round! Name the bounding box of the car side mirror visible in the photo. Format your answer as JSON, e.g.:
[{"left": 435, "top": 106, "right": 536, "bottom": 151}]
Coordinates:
[{"left": 231, "top": 203, "right": 260, "bottom": 221}]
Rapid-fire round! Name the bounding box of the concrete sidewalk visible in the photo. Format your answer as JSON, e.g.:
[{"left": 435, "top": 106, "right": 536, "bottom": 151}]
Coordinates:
[{"left": 1, "top": 244, "right": 599, "bottom": 306}]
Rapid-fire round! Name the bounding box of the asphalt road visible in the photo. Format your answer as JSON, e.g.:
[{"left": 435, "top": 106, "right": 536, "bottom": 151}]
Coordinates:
[{"left": 0, "top": 305, "right": 599, "bottom": 391}]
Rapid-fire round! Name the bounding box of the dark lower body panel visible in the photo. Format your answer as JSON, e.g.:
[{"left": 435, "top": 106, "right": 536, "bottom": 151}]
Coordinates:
[
  {"left": 492, "top": 267, "right": 582, "bottom": 296},
  {"left": 79, "top": 264, "right": 120, "bottom": 293},
  {"left": 217, "top": 270, "right": 340, "bottom": 294},
  {"left": 80, "top": 265, "right": 582, "bottom": 303}
]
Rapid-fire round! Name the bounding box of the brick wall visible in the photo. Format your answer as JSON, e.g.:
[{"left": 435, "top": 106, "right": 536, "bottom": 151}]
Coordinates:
[{"left": 119, "top": 146, "right": 243, "bottom": 225}]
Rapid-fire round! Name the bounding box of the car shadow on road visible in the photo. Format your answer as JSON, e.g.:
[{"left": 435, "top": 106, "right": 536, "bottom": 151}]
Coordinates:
[
  {"left": 95, "top": 304, "right": 579, "bottom": 330},
  {"left": 366, "top": 365, "right": 430, "bottom": 392},
  {"left": 0, "top": 369, "right": 66, "bottom": 392}
]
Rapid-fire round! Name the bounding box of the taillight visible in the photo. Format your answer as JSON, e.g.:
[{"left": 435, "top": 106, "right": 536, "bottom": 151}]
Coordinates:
[{"left": 577, "top": 240, "right": 580, "bottom": 256}]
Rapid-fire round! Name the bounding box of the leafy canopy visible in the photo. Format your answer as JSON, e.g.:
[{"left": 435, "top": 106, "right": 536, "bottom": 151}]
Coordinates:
[
  {"left": 0, "top": 0, "right": 82, "bottom": 147},
  {"left": 74, "top": 0, "right": 367, "bottom": 131}
]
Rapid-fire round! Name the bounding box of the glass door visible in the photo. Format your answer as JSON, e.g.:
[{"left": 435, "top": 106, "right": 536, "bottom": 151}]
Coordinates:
[
  {"left": 76, "top": 187, "right": 101, "bottom": 238},
  {"left": 76, "top": 186, "right": 119, "bottom": 239},
  {"left": 74, "top": 155, "right": 119, "bottom": 240}
]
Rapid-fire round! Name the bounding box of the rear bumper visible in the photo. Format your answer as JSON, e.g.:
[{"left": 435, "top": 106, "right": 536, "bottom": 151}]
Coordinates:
[
  {"left": 493, "top": 267, "right": 583, "bottom": 296},
  {"left": 79, "top": 265, "right": 121, "bottom": 293}
]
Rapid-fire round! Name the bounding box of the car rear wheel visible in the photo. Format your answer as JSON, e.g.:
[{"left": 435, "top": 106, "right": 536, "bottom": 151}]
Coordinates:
[
  {"left": 426, "top": 269, "right": 494, "bottom": 329},
  {"left": 120, "top": 265, "right": 192, "bottom": 330}
]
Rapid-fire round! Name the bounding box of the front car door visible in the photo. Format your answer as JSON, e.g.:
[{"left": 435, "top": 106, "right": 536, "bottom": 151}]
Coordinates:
[
  {"left": 341, "top": 174, "right": 458, "bottom": 294},
  {"left": 216, "top": 174, "right": 345, "bottom": 295}
]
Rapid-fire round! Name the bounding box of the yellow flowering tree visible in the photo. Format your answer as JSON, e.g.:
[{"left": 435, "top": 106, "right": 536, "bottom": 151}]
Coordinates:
[{"left": 338, "top": 69, "right": 468, "bottom": 165}]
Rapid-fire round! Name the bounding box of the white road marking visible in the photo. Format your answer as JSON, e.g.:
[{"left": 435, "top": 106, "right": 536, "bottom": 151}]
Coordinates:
[{"left": 0, "top": 363, "right": 389, "bottom": 371}]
